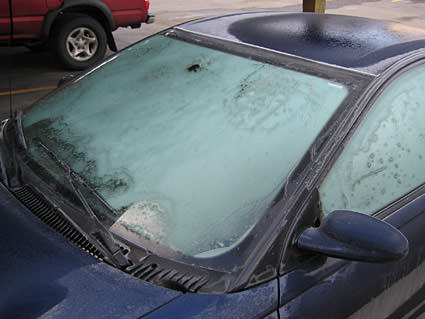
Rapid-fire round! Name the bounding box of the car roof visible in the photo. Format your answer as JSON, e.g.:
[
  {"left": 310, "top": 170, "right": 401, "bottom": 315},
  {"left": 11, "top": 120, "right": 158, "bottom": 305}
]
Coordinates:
[{"left": 177, "top": 12, "right": 425, "bottom": 75}]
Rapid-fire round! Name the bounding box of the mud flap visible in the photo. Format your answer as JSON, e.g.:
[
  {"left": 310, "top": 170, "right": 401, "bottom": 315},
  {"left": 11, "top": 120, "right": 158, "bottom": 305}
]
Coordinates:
[{"left": 107, "top": 31, "right": 117, "bottom": 51}]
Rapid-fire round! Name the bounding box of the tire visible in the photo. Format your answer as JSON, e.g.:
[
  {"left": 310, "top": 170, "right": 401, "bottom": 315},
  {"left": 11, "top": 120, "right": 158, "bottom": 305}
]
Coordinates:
[{"left": 52, "top": 15, "right": 108, "bottom": 70}]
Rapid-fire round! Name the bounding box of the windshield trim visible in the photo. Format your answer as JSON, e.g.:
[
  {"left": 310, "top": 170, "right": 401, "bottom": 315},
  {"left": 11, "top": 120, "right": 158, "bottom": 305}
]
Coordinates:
[
  {"left": 11, "top": 29, "right": 375, "bottom": 293},
  {"left": 170, "top": 28, "right": 375, "bottom": 82},
  {"left": 174, "top": 26, "right": 375, "bottom": 77}
]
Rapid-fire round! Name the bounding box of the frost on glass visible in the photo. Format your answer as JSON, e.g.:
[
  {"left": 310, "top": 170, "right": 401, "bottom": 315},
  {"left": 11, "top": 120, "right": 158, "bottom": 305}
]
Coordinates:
[
  {"left": 23, "top": 35, "right": 347, "bottom": 256},
  {"left": 321, "top": 64, "right": 425, "bottom": 216}
]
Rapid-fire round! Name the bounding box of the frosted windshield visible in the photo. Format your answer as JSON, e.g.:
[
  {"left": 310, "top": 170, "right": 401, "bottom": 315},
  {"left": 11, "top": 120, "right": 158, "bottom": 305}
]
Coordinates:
[{"left": 23, "top": 35, "right": 348, "bottom": 257}]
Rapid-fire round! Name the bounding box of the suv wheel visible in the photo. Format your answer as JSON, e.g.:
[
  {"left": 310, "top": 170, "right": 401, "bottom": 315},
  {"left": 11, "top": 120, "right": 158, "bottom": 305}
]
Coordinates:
[{"left": 52, "top": 15, "right": 107, "bottom": 70}]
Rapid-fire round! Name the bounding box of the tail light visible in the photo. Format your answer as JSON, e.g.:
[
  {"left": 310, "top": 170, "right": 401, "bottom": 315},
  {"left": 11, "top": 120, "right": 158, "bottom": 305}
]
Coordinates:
[{"left": 145, "top": 0, "right": 150, "bottom": 11}]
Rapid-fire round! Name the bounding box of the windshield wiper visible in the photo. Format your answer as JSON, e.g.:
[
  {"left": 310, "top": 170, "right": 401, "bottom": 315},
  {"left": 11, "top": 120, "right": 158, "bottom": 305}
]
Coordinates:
[
  {"left": 14, "top": 111, "right": 27, "bottom": 150},
  {"left": 38, "top": 141, "right": 131, "bottom": 268},
  {"left": 0, "top": 111, "right": 28, "bottom": 188}
]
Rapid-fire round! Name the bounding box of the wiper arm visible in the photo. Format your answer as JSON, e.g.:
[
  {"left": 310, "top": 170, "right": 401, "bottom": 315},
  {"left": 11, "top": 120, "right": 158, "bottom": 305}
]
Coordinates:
[
  {"left": 0, "top": 112, "right": 28, "bottom": 188},
  {"left": 15, "top": 111, "right": 27, "bottom": 150},
  {"left": 38, "top": 141, "right": 131, "bottom": 268}
]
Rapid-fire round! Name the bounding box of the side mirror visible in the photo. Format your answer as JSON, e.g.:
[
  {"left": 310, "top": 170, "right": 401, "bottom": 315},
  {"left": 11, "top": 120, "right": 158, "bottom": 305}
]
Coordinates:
[{"left": 297, "top": 210, "right": 408, "bottom": 262}]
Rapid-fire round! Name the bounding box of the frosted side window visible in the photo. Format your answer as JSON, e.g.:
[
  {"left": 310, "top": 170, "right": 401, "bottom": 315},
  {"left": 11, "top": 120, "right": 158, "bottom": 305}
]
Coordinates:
[{"left": 320, "top": 64, "right": 425, "bottom": 216}]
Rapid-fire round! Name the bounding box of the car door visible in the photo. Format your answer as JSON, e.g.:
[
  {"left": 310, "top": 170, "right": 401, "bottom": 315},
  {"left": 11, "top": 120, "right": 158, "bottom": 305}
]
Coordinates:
[
  {"left": 9, "top": 0, "right": 48, "bottom": 39},
  {"left": 279, "top": 60, "right": 425, "bottom": 318},
  {"left": 0, "top": 0, "right": 10, "bottom": 40}
]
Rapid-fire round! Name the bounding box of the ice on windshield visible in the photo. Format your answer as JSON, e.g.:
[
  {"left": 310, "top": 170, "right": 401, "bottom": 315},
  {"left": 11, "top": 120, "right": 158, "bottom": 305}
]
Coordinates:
[{"left": 23, "top": 35, "right": 347, "bottom": 256}]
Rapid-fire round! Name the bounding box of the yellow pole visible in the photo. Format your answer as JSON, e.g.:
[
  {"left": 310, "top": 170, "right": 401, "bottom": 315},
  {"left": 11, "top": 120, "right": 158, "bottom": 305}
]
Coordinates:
[{"left": 303, "top": 0, "right": 326, "bottom": 13}]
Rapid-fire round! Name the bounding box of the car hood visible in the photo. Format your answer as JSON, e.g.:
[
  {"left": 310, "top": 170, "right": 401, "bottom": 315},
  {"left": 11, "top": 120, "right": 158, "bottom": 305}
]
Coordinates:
[{"left": 0, "top": 182, "right": 182, "bottom": 319}]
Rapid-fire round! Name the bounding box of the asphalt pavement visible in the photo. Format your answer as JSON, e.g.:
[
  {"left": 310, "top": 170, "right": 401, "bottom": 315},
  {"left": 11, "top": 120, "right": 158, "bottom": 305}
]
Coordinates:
[{"left": 1, "top": 0, "right": 425, "bottom": 119}]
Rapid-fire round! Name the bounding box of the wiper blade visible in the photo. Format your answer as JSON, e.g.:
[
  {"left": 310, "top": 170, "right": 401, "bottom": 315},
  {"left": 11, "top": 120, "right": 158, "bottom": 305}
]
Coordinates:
[{"left": 38, "top": 141, "right": 131, "bottom": 268}]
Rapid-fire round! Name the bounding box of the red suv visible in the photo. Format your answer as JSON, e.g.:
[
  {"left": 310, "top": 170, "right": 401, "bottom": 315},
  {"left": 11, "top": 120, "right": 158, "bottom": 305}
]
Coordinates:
[{"left": 0, "top": 0, "right": 153, "bottom": 69}]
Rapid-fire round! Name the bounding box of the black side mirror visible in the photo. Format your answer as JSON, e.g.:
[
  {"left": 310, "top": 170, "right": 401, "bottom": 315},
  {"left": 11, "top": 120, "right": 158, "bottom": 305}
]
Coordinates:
[
  {"left": 297, "top": 210, "right": 408, "bottom": 262},
  {"left": 57, "top": 74, "right": 75, "bottom": 87}
]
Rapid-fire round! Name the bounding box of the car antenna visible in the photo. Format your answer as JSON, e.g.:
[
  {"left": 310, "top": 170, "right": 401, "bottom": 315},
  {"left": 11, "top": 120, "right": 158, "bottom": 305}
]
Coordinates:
[{"left": 7, "top": 0, "right": 14, "bottom": 119}]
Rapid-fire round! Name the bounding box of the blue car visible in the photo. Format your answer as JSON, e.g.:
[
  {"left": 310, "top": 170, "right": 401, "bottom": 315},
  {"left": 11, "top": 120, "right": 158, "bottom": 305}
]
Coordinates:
[{"left": 1, "top": 11, "right": 425, "bottom": 318}]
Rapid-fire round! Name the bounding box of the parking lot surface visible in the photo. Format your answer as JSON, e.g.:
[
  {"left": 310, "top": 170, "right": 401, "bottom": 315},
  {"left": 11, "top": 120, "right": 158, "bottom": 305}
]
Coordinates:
[{"left": 1, "top": 0, "right": 425, "bottom": 119}]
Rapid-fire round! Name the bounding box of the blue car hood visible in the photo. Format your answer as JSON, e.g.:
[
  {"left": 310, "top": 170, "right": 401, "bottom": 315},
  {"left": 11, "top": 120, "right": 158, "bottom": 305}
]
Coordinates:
[{"left": 0, "top": 183, "right": 182, "bottom": 319}]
